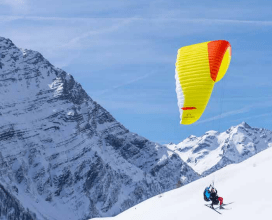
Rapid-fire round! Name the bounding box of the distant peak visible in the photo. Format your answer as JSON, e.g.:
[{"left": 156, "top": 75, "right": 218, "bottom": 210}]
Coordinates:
[
  {"left": 204, "top": 130, "right": 219, "bottom": 136},
  {"left": 239, "top": 121, "right": 251, "bottom": 129},
  {"left": 0, "top": 36, "right": 9, "bottom": 41},
  {"left": 0, "top": 37, "right": 14, "bottom": 45}
]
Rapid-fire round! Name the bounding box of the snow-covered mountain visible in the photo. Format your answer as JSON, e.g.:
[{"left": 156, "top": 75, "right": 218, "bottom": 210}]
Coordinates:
[
  {"left": 167, "top": 122, "right": 272, "bottom": 176},
  {"left": 0, "top": 183, "right": 37, "bottom": 220},
  {"left": 95, "top": 145, "right": 272, "bottom": 220},
  {"left": 0, "top": 37, "right": 199, "bottom": 219}
]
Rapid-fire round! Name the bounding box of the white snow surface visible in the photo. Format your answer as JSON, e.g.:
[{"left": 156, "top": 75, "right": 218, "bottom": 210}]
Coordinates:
[{"left": 94, "top": 146, "right": 272, "bottom": 220}]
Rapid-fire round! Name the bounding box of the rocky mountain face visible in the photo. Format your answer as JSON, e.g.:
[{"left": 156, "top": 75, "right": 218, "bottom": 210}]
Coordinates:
[
  {"left": 167, "top": 122, "right": 272, "bottom": 176},
  {"left": 0, "top": 37, "right": 199, "bottom": 220},
  {"left": 0, "top": 183, "right": 36, "bottom": 220}
]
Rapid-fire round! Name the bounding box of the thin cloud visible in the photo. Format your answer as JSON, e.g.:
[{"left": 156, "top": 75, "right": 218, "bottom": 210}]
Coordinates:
[
  {"left": 196, "top": 100, "right": 272, "bottom": 125},
  {"left": 59, "top": 18, "right": 137, "bottom": 49},
  {"left": 2, "top": 15, "right": 272, "bottom": 26},
  {"left": 96, "top": 99, "right": 172, "bottom": 114},
  {"left": 229, "top": 112, "right": 272, "bottom": 124},
  {"left": 196, "top": 106, "right": 250, "bottom": 125},
  {"left": 97, "top": 73, "right": 152, "bottom": 97},
  {"left": 0, "top": 0, "right": 25, "bottom": 7},
  {"left": 0, "top": 15, "right": 131, "bottom": 22},
  {"left": 0, "top": 0, "right": 28, "bottom": 13},
  {"left": 151, "top": 18, "right": 272, "bottom": 26}
]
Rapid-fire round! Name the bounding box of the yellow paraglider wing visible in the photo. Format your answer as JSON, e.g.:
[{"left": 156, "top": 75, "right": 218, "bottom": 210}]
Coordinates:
[{"left": 175, "top": 40, "right": 231, "bottom": 125}]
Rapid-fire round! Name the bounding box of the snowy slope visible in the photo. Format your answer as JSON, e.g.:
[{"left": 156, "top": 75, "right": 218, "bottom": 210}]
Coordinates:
[
  {"left": 94, "top": 146, "right": 272, "bottom": 220},
  {"left": 0, "top": 37, "right": 199, "bottom": 219},
  {"left": 167, "top": 122, "right": 272, "bottom": 175}
]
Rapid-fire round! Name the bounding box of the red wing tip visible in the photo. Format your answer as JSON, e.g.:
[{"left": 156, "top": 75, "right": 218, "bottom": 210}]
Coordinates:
[
  {"left": 181, "top": 107, "right": 196, "bottom": 110},
  {"left": 212, "top": 39, "right": 230, "bottom": 45}
]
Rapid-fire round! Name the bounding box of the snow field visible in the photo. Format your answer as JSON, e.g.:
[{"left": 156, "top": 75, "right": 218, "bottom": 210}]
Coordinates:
[{"left": 93, "top": 146, "right": 272, "bottom": 220}]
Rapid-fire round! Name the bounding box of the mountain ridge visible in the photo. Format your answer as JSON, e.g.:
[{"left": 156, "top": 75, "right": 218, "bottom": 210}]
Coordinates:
[
  {"left": 0, "top": 36, "right": 199, "bottom": 219},
  {"left": 167, "top": 121, "right": 272, "bottom": 176}
]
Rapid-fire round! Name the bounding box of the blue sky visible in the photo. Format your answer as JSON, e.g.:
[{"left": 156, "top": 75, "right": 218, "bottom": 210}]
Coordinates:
[{"left": 1, "top": 0, "right": 272, "bottom": 144}]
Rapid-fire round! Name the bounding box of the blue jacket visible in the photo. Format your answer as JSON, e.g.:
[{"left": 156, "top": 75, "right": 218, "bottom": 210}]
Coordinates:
[{"left": 205, "top": 187, "right": 211, "bottom": 200}]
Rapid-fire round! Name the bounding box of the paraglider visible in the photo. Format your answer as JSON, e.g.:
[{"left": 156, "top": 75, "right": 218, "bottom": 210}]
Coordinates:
[
  {"left": 203, "top": 184, "right": 233, "bottom": 215},
  {"left": 209, "top": 187, "right": 224, "bottom": 209},
  {"left": 175, "top": 40, "right": 231, "bottom": 125}
]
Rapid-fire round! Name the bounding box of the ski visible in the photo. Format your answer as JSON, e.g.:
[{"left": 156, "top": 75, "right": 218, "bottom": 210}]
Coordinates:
[
  {"left": 215, "top": 206, "right": 232, "bottom": 210},
  {"left": 205, "top": 204, "right": 222, "bottom": 214},
  {"left": 214, "top": 203, "right": 234, "bottom": 211},
  {"left": 222, "top": 202, "right": 234, "bottom": 206}
]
